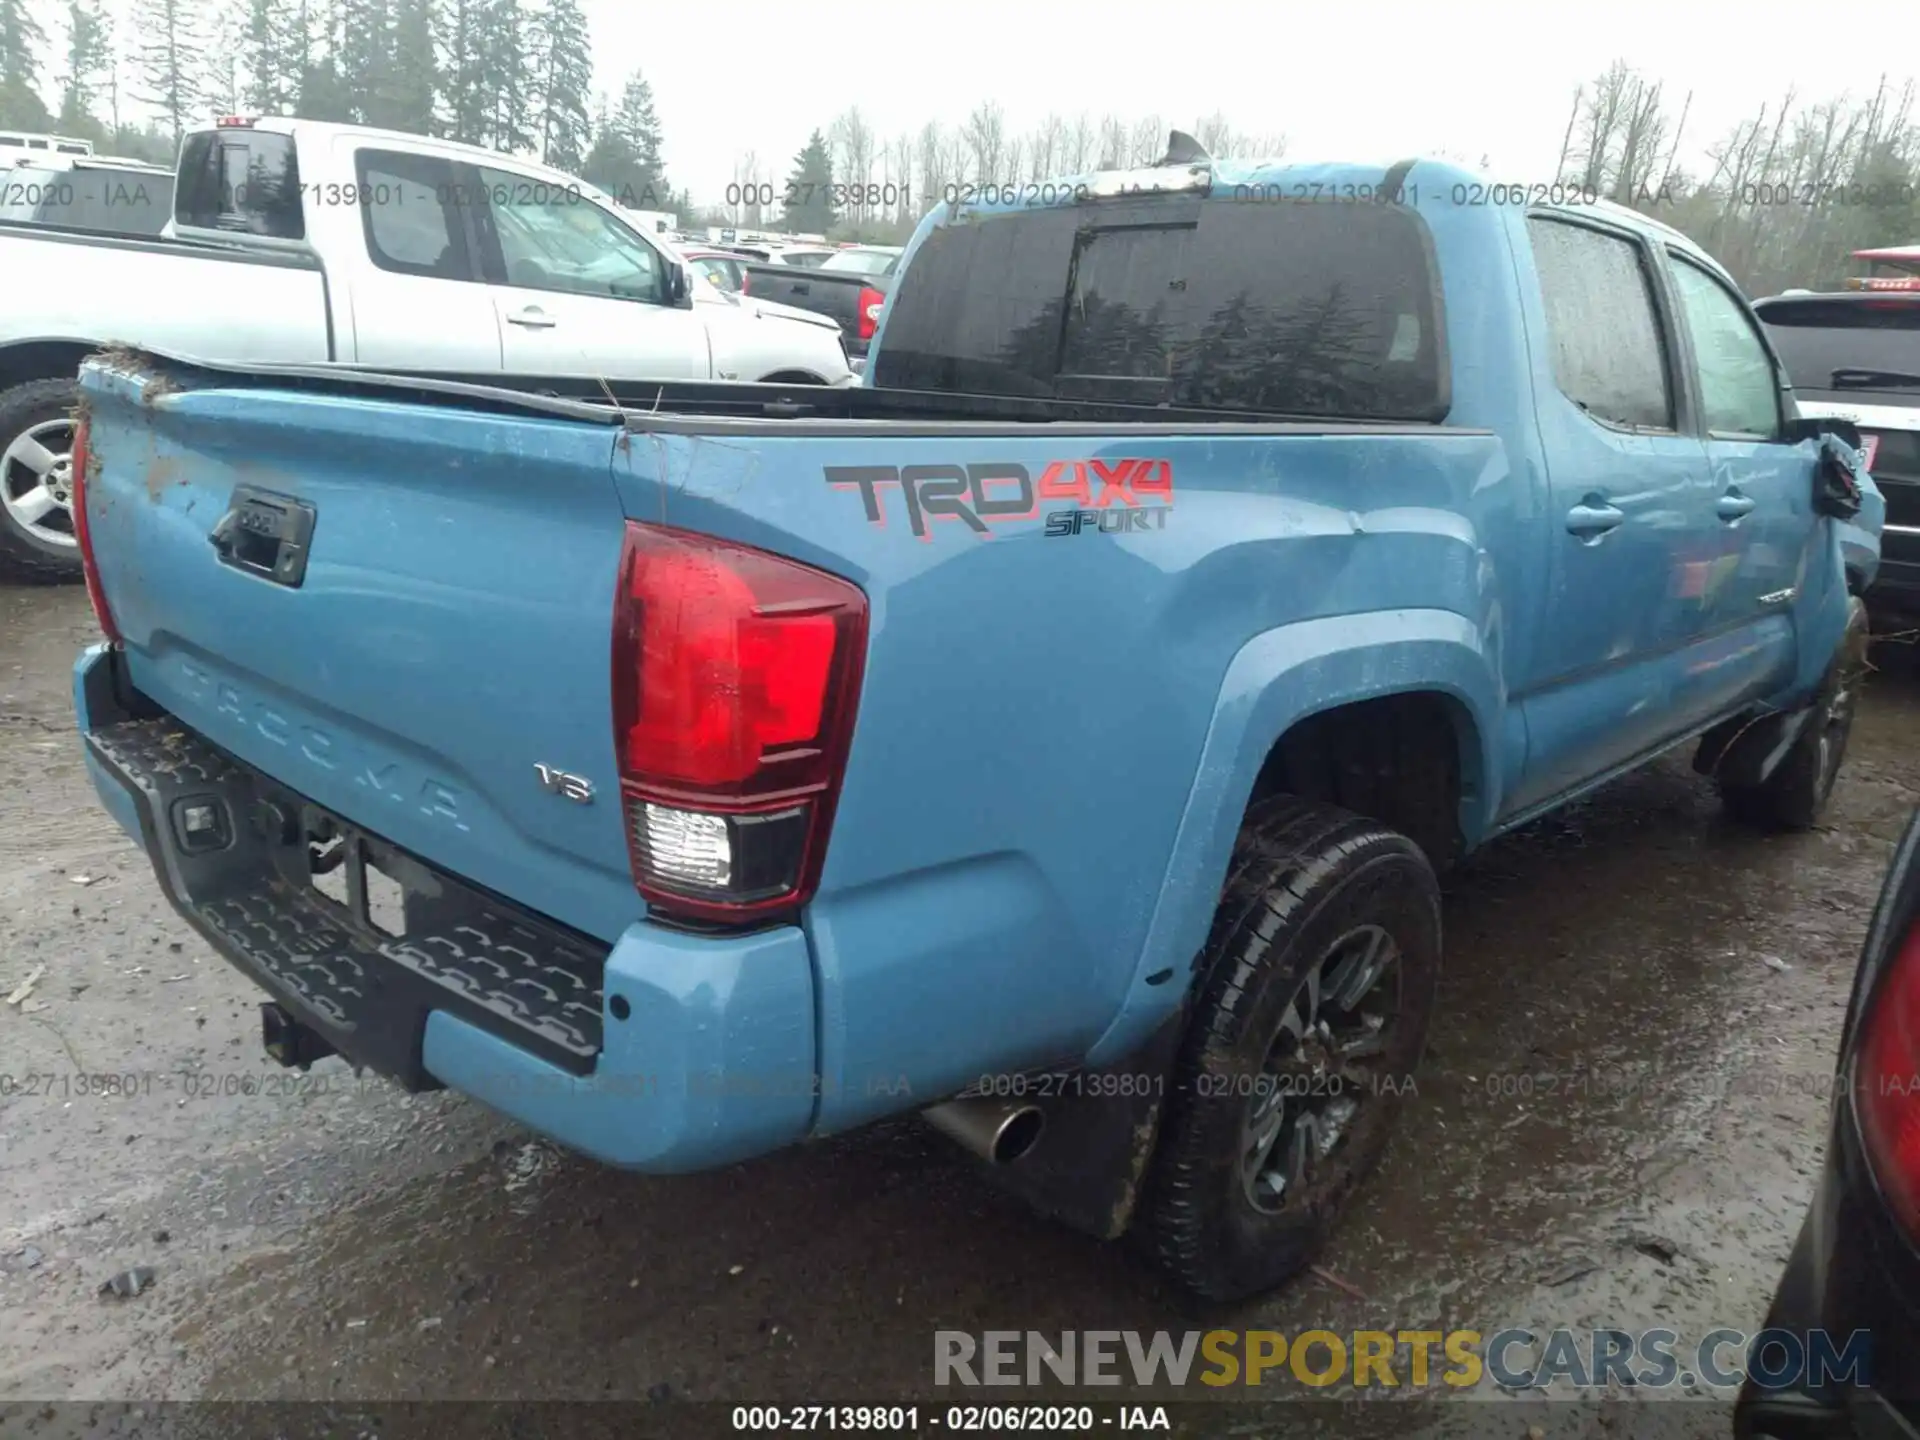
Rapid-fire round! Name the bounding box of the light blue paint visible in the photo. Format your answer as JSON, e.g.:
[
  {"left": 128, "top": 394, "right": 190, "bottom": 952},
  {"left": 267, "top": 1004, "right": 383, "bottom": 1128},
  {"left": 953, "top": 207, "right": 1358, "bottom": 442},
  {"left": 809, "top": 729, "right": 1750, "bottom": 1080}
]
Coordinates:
[{"left": 72, "top": 157, "right": 1882, "bottom": 1171}]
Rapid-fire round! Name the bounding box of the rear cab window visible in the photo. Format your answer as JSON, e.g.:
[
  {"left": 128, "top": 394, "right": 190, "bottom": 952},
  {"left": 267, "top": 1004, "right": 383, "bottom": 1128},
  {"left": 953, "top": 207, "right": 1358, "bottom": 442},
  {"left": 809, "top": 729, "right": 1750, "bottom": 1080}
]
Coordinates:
[
  {"left": 872, "top": 194, "right": 1447, "bottom": 419},
  {"left": 175, "top": 128, "right": 304, "bottom": 239},
  {"left": 1755, "top": 294, "right": 1920, "bottom": 403},
  {"left": 1758, "top": 293, "right": 1920, "bottom": 496}
]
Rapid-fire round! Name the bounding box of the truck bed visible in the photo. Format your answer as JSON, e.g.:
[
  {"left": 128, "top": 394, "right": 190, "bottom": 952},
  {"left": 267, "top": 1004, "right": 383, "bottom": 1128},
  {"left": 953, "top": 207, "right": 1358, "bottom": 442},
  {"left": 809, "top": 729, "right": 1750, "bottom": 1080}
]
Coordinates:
[{"left": 0, "top": 224, "right": 333, "bottom": 362}]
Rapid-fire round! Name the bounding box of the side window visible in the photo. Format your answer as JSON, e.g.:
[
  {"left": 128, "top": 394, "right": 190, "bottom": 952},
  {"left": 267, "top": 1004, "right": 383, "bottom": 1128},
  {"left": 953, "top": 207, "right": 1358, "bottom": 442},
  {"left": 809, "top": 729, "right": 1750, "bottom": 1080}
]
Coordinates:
[
  {"left": 1666, "top": 256, "right": 1782, "bottom": 438},
  {"left": 1527, "top": 217, "right": 1673, "bottom": 431},
  {"left": 479, "top": 166, "right": 664, "bottom": 304},
  {"left": 693, "top": 256, "right": 738, "bottom": 292},
  {"left": 355, "top": 149, "right": 472, "bottom": 280},
  {"left": 174, "top": 129, "right": 303, "bottom": 240}
]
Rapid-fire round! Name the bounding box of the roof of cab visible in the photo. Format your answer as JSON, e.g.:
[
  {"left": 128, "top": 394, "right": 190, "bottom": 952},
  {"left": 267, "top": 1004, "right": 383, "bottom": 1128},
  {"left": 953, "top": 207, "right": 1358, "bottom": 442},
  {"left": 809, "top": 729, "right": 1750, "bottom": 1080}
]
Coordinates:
[
  {"left": 912, "top": 148, "right": 1745, "bottom": 293},
  {"left": 190, "top": 116, "right": 605, "bottom": 201}
]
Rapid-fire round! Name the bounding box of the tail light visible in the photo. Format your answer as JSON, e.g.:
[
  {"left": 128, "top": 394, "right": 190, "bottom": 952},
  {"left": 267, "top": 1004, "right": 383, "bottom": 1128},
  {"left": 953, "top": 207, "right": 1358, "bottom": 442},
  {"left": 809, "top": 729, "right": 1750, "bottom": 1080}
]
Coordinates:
[
  {"left": 611, "top": 522, "right": 867, "bottom": 923},
  {"left": 1858, "top": 917, "right": 1920, "bottom": 1237},
  {"left": 856, "top": 286, "right": 885, "bottom": 342},
  {"left": 67, "top": 414, "right": 121, "bottom": 645},
  {"left": 739, "top": 269, "right": 750, "bottom": 295}
]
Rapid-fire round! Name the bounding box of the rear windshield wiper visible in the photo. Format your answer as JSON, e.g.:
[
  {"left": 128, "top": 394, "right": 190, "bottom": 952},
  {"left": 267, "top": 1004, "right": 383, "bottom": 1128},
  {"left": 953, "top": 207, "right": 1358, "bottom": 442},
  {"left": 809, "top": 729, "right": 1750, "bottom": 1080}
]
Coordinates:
[{"left": 1830, "top": 367, "right": 1920, "bottom": 390}]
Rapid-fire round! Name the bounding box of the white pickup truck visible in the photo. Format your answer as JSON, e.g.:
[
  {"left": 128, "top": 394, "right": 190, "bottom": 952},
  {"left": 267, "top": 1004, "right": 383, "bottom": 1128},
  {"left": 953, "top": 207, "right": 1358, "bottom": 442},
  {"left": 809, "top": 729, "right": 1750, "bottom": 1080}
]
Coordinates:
[{"left": 0, "top": 116, "right": 853, "bottom": 581}]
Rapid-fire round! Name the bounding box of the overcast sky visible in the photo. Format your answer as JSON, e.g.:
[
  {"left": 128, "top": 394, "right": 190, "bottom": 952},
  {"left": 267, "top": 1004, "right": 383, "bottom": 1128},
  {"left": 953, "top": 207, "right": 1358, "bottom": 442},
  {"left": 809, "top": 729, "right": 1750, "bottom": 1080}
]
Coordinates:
[{"left": 581, "top": 0, "right": 1918, "bottom": 205}]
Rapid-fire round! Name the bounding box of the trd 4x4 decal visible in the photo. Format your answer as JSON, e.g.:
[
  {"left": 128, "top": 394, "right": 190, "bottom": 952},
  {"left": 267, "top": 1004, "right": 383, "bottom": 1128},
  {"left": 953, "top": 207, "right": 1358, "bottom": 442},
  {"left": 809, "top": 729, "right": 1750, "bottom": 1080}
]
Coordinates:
[{"left": 825, "top": 459, "right": 1174, "bottom": 540}]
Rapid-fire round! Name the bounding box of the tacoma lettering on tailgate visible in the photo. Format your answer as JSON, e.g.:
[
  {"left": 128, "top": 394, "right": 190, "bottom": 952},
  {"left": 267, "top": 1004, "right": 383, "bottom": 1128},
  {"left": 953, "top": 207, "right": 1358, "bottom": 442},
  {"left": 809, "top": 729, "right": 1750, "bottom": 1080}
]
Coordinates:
[{"left": 825, "top": 459, "right": 1174, "bottom": 540}]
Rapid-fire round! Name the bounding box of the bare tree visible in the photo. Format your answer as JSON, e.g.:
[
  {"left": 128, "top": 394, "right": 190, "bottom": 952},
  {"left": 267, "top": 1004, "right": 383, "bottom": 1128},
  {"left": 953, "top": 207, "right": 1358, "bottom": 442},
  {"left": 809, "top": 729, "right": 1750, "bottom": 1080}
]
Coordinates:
[
  {"left": 732, "top": 149, "right": 763, "bottom": 226},
  {"left": 1028, "top": 113, "right": 1063, "bottom": 179},
  {"left": 1095, "top": 113, "right": 1126, "bottom": 167},
  {"left": 1196, "top": 111, "right": 1232, "bottom": 155},
  {"left": 1063, "top": 112, "right": 1094, "bottom": 171},
  {"left": 1559, "top": 61, "right": 1920, "bottom": 295},
  {"left": 830, "top": 106, "right": 875, "bottom": 225},
  {"left": 1128, "top": 114, "right": 1162, "bottom": 165},
  {"left": 941, "top": 127, "right": 969, "bottom": 193},
  {"left": 888, "top": 131, "right": 914, "bottom": 226},
  {"left": 1613, "top": 74, "right": 1670, "bottom": 203},
  {"left": 916, "top": 119, "right": 949, "bottom": 209},
  {"left": 962, "top": 99, "right": 1006, "bottom": 183},
  {"left": 1231, "top": 130, "right": 1287, "bottom": 160}
]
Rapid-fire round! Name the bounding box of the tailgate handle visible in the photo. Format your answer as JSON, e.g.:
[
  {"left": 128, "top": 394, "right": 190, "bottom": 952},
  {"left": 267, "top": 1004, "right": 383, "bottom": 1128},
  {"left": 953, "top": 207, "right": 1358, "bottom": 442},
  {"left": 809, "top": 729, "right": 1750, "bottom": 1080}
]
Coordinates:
[{"left": 209, "top": 486, "right": 317, "bottom": 587}]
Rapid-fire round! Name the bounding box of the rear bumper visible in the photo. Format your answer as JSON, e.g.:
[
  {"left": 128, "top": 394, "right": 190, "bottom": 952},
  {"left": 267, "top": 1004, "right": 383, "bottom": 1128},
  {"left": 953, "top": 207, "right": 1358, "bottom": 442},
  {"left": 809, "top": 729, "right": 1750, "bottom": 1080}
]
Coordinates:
[{"left": 73, "top": 643, "right": 817, "bottom": 1173}]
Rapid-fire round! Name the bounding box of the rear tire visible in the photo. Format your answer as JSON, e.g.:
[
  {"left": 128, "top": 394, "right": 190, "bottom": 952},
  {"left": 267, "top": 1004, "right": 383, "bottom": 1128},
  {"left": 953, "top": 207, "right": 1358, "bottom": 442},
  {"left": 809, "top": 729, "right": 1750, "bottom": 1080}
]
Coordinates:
[
  {"left": 1720, "top": 597, "right": 1869, "bottom": 832},
  {"left": 1136, "top": 796, "right": 1441, "bottom": 1301},
  {"left": 0, "top": 377, "right": 84, "bottom": 585}
]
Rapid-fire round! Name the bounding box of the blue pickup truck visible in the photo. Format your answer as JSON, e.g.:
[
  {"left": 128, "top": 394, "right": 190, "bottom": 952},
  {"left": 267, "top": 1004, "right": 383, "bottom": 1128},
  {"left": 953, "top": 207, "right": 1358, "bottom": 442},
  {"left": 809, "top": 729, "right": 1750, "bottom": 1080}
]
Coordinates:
[{"left": 68, "top": 156, "right": 1882, "bottom": 1301}]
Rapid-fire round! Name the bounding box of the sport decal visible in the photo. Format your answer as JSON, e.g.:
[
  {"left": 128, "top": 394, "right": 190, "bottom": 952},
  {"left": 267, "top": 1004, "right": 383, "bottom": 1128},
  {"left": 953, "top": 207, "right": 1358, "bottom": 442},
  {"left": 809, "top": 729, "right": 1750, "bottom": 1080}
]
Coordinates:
[{"left": 825, "top": 460, "right": 1175, "bottom": 540}]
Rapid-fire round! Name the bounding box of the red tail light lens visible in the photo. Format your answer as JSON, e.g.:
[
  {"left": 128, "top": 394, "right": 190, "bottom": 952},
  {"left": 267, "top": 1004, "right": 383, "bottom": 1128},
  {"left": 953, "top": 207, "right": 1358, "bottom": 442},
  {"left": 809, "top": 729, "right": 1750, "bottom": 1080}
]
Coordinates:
[
  {"left": 857, "top": 286, "right": 884, "bottom": 341},
  {"left": 611, "top": 523, "right": 867, "bottom": 922},
  {"left": 1858, "top": 919, "right": 1920, "bottom": 1236},
  {"left": 68, "top": 414, "right": 121, "bottom": 645}
]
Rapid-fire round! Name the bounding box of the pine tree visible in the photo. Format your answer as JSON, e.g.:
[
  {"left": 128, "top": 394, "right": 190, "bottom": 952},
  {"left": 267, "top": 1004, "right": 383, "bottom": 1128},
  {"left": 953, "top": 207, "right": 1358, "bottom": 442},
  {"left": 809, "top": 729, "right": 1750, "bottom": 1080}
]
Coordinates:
[
  {"left": 781, "top": 129, "right": 836, "bottom": 234},
  {"left": 335, "top": 0, "right": 431, "bottom": 132},
  {"left": 582, "top": 69, "right": 664, "bottom": 206},
  {"left": 337, "top": 0, "right": 391, "bottom": 125},
  {"left": 132, "top": 0, "right": 202, "bottom": 147},
  {"left": 240, "top": 0, "right": 294, "bottom": 114},
  {"left": 529, "top": 0, "right": 588, "bottom": 172},
  {"left": 435, "top": 0, "right": 486, "bottom": 141},
  {"left": 475, "top": 0, "right": 530, "bottom": 153},
  {"left": 294, "top": 0, "right": 354, "bottom": 123},
  {"left": 0, "top": 0, "right": 51, "bottom": 130},
  {"left": 56, "top": 0, "right": 111, "bottom": 136},
  {"left": 205, "top": 1, "right": 245, "bottom": 116},
  {"left": 611, "top": 70, "right": 663, "bottom": 198},
  {"left": 384, "top": 0, "right": 434, "bottom": 133}
]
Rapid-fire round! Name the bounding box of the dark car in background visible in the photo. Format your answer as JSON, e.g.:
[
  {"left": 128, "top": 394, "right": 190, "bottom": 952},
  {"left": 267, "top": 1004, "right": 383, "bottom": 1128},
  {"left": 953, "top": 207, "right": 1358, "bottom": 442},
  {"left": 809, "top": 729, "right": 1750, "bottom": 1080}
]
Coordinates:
[
  {"left": 738, "top": 244, "right": 903, "bottom": 360},
  {"left": 1736, "top": 803, "right": 1920, "bottom": 1438},
  {"left": 1757, "top": 253, "right": 1920, "bottom": 630}
]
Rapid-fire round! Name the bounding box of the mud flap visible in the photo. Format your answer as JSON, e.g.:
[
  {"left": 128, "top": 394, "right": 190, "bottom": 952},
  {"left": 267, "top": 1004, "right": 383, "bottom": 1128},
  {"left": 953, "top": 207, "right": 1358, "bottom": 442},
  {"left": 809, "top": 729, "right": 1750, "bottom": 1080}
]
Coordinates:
[
  {"left": 981, "top": 1006, "right": 1188, "bottom": 1241},
  {"left": 1693, "top": 706, "right": 1817, "bottom": 790},
  {"left": 1696, "top": 596, "right": 1869, "bottom": 789}
]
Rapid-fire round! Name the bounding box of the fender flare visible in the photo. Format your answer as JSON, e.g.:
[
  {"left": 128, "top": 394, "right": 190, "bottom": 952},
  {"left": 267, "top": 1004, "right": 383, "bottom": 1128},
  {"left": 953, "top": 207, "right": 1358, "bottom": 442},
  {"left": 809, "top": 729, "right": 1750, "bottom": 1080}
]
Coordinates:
[{"left": 1085, "top": 608, "right": 1503, "bottom": 1067}]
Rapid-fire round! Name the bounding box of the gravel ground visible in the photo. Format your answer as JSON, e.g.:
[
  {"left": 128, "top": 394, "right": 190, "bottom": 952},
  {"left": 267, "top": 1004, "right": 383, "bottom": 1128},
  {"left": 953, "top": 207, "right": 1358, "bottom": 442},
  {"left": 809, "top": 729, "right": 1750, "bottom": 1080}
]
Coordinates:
[{"left": 3, "top": 582, "right": 1916, "bottom": 1439}]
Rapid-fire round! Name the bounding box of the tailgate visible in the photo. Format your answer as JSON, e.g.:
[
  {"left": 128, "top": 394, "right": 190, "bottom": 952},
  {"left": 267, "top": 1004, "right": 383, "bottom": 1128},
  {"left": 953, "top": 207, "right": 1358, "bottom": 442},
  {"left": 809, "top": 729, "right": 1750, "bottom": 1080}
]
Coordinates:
[
  {"left": 77, "top": 358, "right": 641, "bottom": 944},
  {"left": 745, "top": 265, "right": 860, "bottom": 324}
]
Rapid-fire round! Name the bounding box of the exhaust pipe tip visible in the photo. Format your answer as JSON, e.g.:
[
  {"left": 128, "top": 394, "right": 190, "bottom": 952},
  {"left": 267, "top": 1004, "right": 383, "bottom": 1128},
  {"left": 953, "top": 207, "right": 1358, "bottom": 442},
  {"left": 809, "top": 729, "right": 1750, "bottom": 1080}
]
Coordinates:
[
  {"left": 925, "top": 1097, "right": 1046, "bottom": 1165},
  {"left": 989, "top": 1105, "right": 1045, "bottom": 1164}
]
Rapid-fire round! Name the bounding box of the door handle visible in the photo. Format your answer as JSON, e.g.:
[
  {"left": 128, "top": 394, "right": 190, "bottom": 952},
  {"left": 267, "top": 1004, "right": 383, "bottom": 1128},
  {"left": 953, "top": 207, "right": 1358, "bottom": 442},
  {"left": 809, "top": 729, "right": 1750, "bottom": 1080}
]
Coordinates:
[
  {"left": 506, "top": 307, "right": 556, "bottom": 329},
  {"left": 1716, "top": 489, "right": 1756, "bottom": 522},
  {"left": 1565, "top": 499, "right": 1625, "bottom": 541}
]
